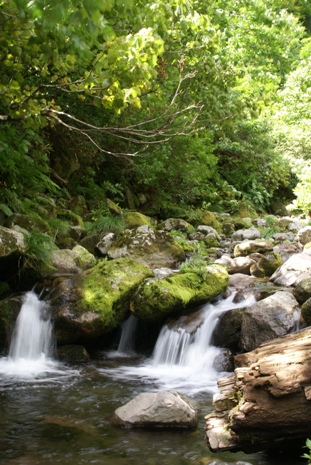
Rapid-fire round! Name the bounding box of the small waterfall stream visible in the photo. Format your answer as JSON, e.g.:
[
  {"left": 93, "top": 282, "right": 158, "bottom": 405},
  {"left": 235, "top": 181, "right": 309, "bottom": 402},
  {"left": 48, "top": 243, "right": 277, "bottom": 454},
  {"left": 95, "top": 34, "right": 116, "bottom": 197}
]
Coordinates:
[
  {"left": 103, "top": 293, "right": 256, "bottom": 394},
  {"left": 0, "top": 291, "right": 75, "bottom": 381},
  {"left": 9, "top": 291, "right": 54, "bottom": 361},
  {"left": 117, "top": 314, "right": 139, "bottom": 354}
]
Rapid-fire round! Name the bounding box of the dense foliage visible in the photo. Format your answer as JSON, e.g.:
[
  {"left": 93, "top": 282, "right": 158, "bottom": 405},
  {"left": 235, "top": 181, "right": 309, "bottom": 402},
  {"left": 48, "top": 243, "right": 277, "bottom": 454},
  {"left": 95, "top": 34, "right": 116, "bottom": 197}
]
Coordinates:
[{"left": 0, "top": 0, "right": 310, "bottom": 220}]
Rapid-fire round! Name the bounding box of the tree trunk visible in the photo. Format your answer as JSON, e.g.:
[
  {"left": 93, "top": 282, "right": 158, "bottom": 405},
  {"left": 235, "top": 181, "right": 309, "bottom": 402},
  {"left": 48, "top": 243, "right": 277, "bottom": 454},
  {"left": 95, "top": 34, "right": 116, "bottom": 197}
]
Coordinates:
[{"left": 205, "top": 326, "right": 311, "bottom": 453}]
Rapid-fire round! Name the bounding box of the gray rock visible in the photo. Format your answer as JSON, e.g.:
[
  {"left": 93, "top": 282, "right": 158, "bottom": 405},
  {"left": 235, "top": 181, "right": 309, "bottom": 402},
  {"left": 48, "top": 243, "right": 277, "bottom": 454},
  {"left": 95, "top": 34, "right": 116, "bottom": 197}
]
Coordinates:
[
  {"left": 232, "top": 227, "right": 261, "bottom": 241},
  {"left": 239, "top": 291, "right": 300, "bottom": 352},
  {"left": 234, "top": 240, "right": 274, "bottom": 257},
  {"left": 50, "top": 249, "right": 81, "bottom": 273},
  {"left": 298, "top": 226, "right": 311, "bottom": 245},
  {"left": 228, "top": 273, "right": 254, "bottom": 290},
  {"left": 0, "top": 225, "right": 26, "bottom": 258},
  {"left": 95, "top": 232, "right": 115, "bottom": 256},
  {"left": 270, "top": 252, "right": 311, "bottom": 287},
  {"left": 160, "top": 218, "right": 192, "bottom": 232},
  {"left": 113, "top": 391, "right": 198, "bottom": 428},
  {"left": 272, "top": 232, "right": 295, "bottom": 242}
]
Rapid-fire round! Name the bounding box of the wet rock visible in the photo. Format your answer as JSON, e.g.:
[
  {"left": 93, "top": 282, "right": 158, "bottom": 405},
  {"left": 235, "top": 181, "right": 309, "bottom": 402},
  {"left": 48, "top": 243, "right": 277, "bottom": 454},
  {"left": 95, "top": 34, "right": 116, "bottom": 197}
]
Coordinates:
[
  {"left": 57, "top": 344, "right": 90, "bottom": 362},
  {"left": 113, "top": 391, "right": 198, "bottom": 428},
  {"left": 47, "top": 257, "right": 153, "bottom": 345},
  {"left": 213, "top": 308, "right": 246, "bottom": 352},
  {"left": 239, "top": 291, "right": 300, "bottom": 352},
  {"left": 131, "top": 264, "right": 229, "bottom": 322},
  {"left": 0, "top": 294, "right": 23, "bottom": 350}
]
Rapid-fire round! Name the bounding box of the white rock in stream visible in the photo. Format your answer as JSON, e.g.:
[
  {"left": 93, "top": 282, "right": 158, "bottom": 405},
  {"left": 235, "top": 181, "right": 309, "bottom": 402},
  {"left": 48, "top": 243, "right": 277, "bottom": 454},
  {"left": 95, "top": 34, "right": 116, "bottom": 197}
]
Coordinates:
[{"left": 113, "top": 391, "right": 198, "bottom": 428}]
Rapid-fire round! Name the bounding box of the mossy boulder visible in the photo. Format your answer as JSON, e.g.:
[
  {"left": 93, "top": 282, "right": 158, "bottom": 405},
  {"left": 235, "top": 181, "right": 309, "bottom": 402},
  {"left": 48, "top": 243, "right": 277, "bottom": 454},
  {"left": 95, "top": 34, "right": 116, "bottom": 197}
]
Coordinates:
[
  {"left": 48, "top": 257, "right": 154, "bottom": 345},
  {"left": 131, "top": 264, "right": 229, "bottom": 322},
  {"left": 293, "top": 274, "right": 311, "bottom": 304},
  {"left": 106, "top": 198, "right": 122, "bottom": 216},
  {"left": 123, "top": 211, "right": 154, "bottom": 229},
  {"left": 250, "top": 252, "right": 283, "bottom": 278},
  {"left": 301, "top": 297, "right": 311, "bottom": 326},
  {"left": 201, "top": 211, "right": 221, "bottom": 230},
  {"left": 4, "top": 213, "right": 51, "bottom": 233},
  {"left": 107, "top": 225, "right": 185, "bottom": 269}
]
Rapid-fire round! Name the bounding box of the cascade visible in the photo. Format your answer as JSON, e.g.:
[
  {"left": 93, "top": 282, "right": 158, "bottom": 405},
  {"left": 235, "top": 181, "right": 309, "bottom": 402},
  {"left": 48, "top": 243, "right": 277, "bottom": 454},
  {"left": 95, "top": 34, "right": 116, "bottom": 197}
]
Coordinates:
[
  {"left": 117, "top": 314, "right": 138, "bottom": 354},
  {"left": 0, "top": 291, "right": 69, "bottom": 381},
  {"left": 103, "top": 293, "right": 256, "bottom": 395},
  {"left": 9, "top": 291, "right": 54, "bottom": 361}
]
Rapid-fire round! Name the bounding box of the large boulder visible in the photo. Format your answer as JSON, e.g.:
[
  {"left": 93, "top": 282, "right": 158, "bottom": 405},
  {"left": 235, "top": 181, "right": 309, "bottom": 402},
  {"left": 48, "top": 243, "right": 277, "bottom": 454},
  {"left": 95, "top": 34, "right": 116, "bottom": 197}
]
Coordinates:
[
  {"left": 239, "top": 291, "right": 300, "bottom": 352},
  {"left": 270, "top": 252, "right": 311, "bottom": 287},
  {"left": 113, "top": 391, "right": 198, "bottom": 428},
  {"left": 212, "top": 307, "right": 246, "bottom": 352},
  {"left": 131, "top": 264, "right": 229, "bottom": 322},
  {"left": 0, "top": 226, "right": 26, "bottom": 259},
  {"left": 45, "top": 257, "right": 153, "bottom": 345},
  {"left": 107, "top": 225, "right": 185, "bottom": 269},
  {"left": 0, "top": 226, "right": 26, "bottom": 282}
]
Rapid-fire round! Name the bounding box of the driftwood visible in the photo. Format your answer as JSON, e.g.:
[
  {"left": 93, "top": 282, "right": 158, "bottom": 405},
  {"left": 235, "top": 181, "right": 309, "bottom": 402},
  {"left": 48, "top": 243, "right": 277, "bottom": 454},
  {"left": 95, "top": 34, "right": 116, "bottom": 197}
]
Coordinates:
[{"left": 205, "top": 326, "right": 311, "bottom": 453}]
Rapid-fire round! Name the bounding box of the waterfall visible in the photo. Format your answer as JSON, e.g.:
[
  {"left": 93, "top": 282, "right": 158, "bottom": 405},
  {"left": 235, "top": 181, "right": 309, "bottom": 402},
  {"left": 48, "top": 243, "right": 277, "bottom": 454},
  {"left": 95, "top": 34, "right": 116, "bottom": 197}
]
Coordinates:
[
  {"left": 102, "top": 293, "right": 256, "bottom": 395},
  {"left": 0, "top": 291, "right": 68, "bottom": 382},
  {"left": 9, "top": 291, "right": 54, "bottom": 361},
  {"left": 117, "top": 314, "right": 138, "bottom": 354}
]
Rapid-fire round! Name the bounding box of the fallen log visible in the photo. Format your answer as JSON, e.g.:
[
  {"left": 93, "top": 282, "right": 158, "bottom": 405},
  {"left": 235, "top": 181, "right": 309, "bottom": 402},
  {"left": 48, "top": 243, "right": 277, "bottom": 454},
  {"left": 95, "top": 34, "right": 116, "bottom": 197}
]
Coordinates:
[{"left": 205, "top": 326, "right": 311, "bottom": 453}]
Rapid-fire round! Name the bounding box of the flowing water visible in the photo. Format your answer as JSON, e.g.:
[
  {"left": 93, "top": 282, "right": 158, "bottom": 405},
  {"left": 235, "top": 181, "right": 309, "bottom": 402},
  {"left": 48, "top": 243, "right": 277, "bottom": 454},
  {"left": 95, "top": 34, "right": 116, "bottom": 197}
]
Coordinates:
[{"left": 0, "top": 292, "right": 305, "bottom": 465}]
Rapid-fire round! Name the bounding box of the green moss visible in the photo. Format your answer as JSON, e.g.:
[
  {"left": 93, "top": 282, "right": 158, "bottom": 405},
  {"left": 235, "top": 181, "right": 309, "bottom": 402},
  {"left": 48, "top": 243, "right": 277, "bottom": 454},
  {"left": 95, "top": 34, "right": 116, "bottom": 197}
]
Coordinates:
[
  {"left": 57, "top": 209, "right": 84, "bottom": 227},
  {"left": 123, "top": 211, "right": 155, "bottom": 228},
  {"left": 131, "top": 264, "right": 229, "bottom": 322},
  {"left": 79, "top": 257, "right": 153, "bottom": 331}
]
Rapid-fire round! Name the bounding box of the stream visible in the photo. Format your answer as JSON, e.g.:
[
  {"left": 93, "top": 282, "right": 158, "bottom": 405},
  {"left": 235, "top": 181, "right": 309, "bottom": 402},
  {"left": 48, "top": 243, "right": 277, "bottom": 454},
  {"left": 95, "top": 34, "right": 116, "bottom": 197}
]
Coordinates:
[{"left": 0, "top": 292, "right": 306, "bottom": 465}]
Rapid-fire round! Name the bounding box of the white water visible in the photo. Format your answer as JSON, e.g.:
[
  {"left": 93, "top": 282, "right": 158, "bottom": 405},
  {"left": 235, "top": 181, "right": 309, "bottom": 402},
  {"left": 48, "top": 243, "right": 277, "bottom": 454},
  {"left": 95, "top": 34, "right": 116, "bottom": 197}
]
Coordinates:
[
  {"left": 0, "top": 292, "right": 78, "bottom": 382},
  {"left": 101, "top": 293, "right": 256, "bottom": 395},
  {"left": 117, "top": 314, "right": 138, "bottom": 354}
]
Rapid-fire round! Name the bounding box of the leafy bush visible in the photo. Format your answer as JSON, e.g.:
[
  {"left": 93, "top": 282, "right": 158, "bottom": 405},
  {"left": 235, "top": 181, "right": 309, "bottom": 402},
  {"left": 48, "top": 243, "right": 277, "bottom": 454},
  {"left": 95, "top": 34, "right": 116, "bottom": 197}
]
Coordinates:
[
  {"left": 24, "top": 232, "right": 57, "bottom": 273},
  {"left": 85, "top": 215, "right": 126, "bottom": 235}
]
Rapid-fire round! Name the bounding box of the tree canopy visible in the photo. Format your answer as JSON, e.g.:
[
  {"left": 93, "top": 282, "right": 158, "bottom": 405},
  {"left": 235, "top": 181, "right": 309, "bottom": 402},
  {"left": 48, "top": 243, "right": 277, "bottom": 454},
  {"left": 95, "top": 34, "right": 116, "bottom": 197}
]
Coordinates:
[{"left": 1, "top": 0, "right": 310, "bottom": 218}]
